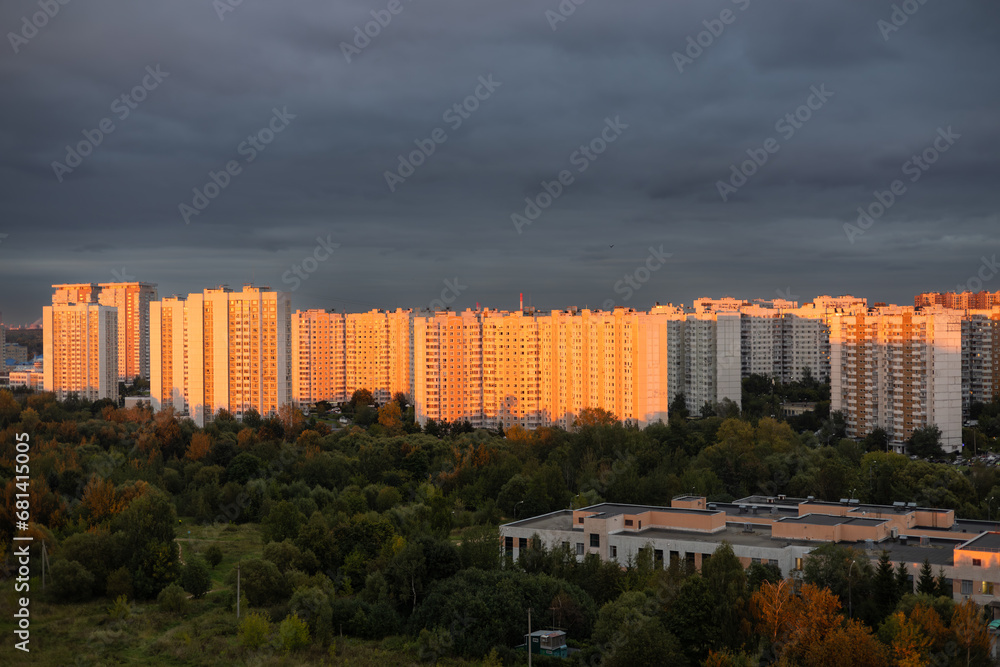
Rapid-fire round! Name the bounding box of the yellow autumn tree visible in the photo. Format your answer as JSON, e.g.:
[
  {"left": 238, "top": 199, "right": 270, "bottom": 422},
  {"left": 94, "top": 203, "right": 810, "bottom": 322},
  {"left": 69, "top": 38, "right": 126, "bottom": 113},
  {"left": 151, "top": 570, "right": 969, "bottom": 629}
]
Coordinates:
[{"left": 185, "top": 432, "right": 213, "bottom": 461}]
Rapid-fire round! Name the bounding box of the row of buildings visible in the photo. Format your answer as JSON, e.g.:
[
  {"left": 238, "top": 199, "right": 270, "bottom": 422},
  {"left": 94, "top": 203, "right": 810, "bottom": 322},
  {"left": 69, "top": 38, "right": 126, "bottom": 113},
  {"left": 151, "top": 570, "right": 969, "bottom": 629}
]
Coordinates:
[
  {"left": 36, "top": 283, "right": 1000, "bottom": 451},
  {"left": 500, "top": 494, "right": 1000, "bottom": 606}
]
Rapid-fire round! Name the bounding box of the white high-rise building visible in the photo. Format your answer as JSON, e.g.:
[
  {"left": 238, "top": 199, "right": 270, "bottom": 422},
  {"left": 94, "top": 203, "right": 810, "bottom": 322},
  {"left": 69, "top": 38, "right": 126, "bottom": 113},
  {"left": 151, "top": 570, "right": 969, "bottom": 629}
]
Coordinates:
[
  {"left": 97, "top": 282, "right": 157, "bottom": 381},
  {"left": 150, "top": 285, "right": 291, "bottom": 426},
  {"left": 830, "top": 306, "right": 962, "bottom": 452}
]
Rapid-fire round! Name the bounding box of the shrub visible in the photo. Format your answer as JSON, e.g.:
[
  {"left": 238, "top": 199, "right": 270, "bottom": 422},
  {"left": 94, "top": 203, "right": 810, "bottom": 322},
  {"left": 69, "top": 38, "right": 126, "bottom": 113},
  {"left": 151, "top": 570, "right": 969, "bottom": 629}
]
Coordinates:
[
  {"left": 107, "top": 595, "right": 131, "bottom": 622},
  {"left": 238, "top": 611, "right": 271, "bottom": 650},
  {"left": 181, "top": 559, "right": 211, "bottom": 599},
  {"left": 205, "top": 545, "right": 224, "bottom": 569},
  {"left": 50, "top": 559, "right": 95, "bottom": 602},
  {"left": 278, "top": 613, "right": 310, "bottom": 653},
  {"left": 106, "top": 567, "right": 133, "bottom": 601},
  {"left": 157, "top": 584, "right": 188, "bottom": 615}
]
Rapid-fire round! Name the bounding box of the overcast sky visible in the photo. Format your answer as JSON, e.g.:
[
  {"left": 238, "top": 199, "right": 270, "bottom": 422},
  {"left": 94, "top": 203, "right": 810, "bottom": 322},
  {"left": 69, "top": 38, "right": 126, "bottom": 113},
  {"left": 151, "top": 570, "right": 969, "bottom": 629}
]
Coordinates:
[{"left": 1, "top": 0, "right": 998, "bottom": 326}]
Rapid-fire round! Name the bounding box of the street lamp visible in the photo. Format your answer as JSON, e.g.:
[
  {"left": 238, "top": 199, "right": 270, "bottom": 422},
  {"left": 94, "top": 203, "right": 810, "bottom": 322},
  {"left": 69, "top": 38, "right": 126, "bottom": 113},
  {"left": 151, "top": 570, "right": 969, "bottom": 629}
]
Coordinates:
[
  {"left": 848, "top": 559, "right": 858, "bottom": 618},
  {"left": 514, "top": 500, "right": 525, "bottom": 519}
]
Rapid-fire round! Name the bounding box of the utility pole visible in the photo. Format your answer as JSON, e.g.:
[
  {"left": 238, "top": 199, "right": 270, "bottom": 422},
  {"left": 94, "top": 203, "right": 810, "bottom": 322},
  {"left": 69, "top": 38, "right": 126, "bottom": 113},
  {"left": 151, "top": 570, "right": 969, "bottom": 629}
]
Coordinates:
[
  {"left": 527, "top": 607, "right": 532, "bottom": 667},
  {"left": 236, "top": 563, "right": 241, "bottom": 620}
]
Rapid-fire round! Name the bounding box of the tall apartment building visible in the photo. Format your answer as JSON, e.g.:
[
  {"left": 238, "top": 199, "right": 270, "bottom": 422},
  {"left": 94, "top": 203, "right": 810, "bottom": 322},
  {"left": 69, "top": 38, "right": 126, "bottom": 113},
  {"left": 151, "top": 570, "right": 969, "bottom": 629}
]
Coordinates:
[
  {"left": 345, "top": 309, "right": 412, "bottom": 405},
  {"left": 42, "top": 302, "right": 119, "bottom": 401},
  {"left": 414, "top": 309, "right": 485, "bottom": 427},
  {"left": 292, "top": 310, "right": 346, "bottom": 408},
  {"left": 830, "top": 306, "right": 962, "bottom": 452},
  {"left": 97, "top": 282, "right": 157, "bottom": 380},
  {"left": 916, "top": 291, "right": 1000, "bottom": 310},
  {"left": 290, "top": 309, "right": 413, "bottom": 409},
  {"left": 962, "top": 310, "right": 1000, "bottom": 416},
  {"left": 150, "top": 285, "right": 291, "bottom": 427}
]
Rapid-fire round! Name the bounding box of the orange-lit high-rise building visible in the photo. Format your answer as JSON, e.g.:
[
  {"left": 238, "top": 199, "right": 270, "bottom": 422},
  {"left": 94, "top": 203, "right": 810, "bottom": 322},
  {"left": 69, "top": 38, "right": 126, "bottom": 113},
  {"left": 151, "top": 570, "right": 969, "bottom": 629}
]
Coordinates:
[
  {"left": 414, "top": 309, "right": 484, "bottom": 426},
  {"left": 150, "top": 285, "right": 291, "bottom": 426},
  {"left": 345, "top": 309, "right": 412, "bottom": 405},
  {"left": 97, "top": 282, "right": 157, "bottom": 381},
  {"left": 43, "top": 301, "right": 119, "bottom": 401},
  {"left": 292, "top": 309, "right": 346, "bottom": 408}
]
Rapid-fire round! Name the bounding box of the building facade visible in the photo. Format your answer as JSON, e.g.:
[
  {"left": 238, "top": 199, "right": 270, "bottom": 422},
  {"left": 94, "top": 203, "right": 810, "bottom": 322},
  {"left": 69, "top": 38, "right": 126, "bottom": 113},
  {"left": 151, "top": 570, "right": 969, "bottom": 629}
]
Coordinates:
[
  {"left": 43, "top": 302, "right": 119, "bottom": 401},
  {"left": 150, "top": 285, "right": 291, "bottom": 426},
  {"left": 97, "top": 282, "right": 157, "bottom": 380}
]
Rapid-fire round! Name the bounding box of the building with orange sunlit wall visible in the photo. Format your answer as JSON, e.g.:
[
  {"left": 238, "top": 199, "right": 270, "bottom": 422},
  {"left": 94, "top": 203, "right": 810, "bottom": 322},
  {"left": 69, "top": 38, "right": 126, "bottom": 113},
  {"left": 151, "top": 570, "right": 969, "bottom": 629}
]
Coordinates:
[
  {"left": 344, "top": 309, "right": 412, "bottom": 405},
  {"left": 97, "top": 282, "right": 157, "bottom": 381},
  {"left": 916, "top": 291, "right": 1000, "bottom": 310},
  {"left": 43, "top": 301, "right": 118, "bottom": 402},
  {"left": 150, "top": 285, "right": 291, "bottom": 427},
  {"left": 414, "top": 309, "right": 484, "bottom": 427},
  {"left": 292, "top": 309, "right": 346, "bottom": 407}
]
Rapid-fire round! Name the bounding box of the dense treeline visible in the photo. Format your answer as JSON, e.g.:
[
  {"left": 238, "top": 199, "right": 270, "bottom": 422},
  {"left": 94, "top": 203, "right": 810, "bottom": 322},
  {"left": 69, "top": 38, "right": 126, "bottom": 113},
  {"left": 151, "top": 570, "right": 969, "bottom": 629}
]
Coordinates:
[{"left": 1, "top": 386, "right": 999, "bottom": 664}]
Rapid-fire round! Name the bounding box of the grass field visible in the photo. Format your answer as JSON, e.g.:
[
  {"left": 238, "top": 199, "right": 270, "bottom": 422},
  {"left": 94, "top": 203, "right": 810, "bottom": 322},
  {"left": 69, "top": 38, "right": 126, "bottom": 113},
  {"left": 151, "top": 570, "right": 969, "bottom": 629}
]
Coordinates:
[{"left": 0, "top": 520, "right": 492, "bottom": 666}]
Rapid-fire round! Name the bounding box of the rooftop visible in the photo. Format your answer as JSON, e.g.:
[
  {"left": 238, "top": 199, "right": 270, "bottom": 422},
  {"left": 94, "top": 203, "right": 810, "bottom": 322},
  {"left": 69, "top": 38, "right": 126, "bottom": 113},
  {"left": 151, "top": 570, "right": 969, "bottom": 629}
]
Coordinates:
[
  {"left": 958, "top": 532, "right": 1000, "bottom": 552},
  {"left": 779, "top": 514, "right": 887, "bottom": 527},
  {"left": 579, "top": 502, "right": 721, "bottom": 517},
  {"left": 628, "top": 523, "right": 814, "bottom": 550}
]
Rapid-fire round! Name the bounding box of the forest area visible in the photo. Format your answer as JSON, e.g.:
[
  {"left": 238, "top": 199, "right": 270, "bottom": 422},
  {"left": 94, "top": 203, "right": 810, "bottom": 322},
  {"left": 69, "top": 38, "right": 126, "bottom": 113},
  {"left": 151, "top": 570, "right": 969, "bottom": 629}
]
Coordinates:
[{"left": 2, "top": 378, "right": 1000, "bottom": 666}]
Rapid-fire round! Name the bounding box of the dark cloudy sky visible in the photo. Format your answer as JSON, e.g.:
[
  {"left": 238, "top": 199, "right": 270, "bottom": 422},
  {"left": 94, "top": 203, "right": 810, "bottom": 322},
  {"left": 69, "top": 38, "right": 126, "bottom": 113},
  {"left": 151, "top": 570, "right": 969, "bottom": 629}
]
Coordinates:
[{"left": 1, "top": 0, "right": 998, "bottom": 326}]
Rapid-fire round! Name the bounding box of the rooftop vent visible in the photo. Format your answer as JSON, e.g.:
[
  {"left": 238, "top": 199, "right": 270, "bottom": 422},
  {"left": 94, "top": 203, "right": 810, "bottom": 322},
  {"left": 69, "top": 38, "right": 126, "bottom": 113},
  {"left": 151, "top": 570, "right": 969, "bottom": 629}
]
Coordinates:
[
  {"left": 849, "top": 499, "right": 860, "bottom": 505},
  {"left": 920, "top": 535, "right": 930, "bottom": 547},
  {"left": 840, "top": 498, "right": 850, "bottom": 504},
  {"left": 738, "top": 505, "right": 748, "bottom": 514},
  {"left": 807, "top": 496, "right": 815, "bottom": 501},
  {"left": 907, "top": 502, "right": 918, "bottom": 509}
]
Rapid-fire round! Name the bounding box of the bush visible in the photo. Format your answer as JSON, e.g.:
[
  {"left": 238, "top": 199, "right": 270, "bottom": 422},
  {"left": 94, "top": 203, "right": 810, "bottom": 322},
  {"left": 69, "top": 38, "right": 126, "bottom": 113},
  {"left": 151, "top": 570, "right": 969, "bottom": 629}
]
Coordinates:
[
  {"left": 205, "top": 545, "right": 223, "bottom": 569},
  {"left": 278, "top": 613, "right": 310, "bottom": 653},
  {"left": 181, "top": 559, "right": 211, "bottom": 599},
  {"left": 106, "top": 567, "right": 133, "bottom": 600},
  {"left": 107, "top": 595, "right": 131, "bottom": 622},
  {"left": 50, "top": 559, "right": 95, "bottom": 602},
  {"left": 238, "top": 611, "right": 271, "bottom": 650},
  {"left": 157, "top": 584, "right": 188, "bottom": 615},
  {"left": 226, "top": 558, "right": 287, "bottom": 606}
]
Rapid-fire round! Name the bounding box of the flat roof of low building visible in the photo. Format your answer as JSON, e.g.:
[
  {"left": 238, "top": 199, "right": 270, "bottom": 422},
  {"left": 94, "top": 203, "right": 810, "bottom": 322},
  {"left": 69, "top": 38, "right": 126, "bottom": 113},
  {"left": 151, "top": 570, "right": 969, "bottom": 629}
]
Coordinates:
[
  {"left": 958, "top": 532, "right": 1000, "bottom": 552},
  {"left": 579, "top": 503, "right": 720, "bottom": 517},
  {"left": 502, "top": 510, "right": 574, "bottom": 532},
  {"left": 626, "top": 523, "right": 815, "bottom": 551},
  {"left": 778, "top": 514, "right": 887, "bottom": 527},
  {"left": 878, "top": 542, "right": 957, "bottom": 567}
]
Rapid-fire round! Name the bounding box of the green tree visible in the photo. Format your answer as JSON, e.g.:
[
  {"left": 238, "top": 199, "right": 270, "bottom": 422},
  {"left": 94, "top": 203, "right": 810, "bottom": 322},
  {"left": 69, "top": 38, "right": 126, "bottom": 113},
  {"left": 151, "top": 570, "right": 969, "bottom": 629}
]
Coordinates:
[
  {"left": 238, "top": 611, "right": 271, "bottom": 650},
  {"left": 261, "top": 500, "right": 306, "bottom": 544},
  {"left": 872, "top": 550, "right": 899, "bottom": 621},
  {"left": 666, "top": 575, "right": 718, "bottom": 663},
  {"left": 204, "top": 544, "right": 223, "bottom": 569},
  {"left": 916, "top": 558, "right": 936, "bottom": 595},
  {"left": 110, "top": 489, "right": 180, "bottom": 600},
  {"left": 908, "top": 425, "right": 944, "bottom": 458},
  {"left": 105, "top": 567, "right": 133, "bottom": 600},
  {"left": 278, "top": 613, "right": 311, "bottom": 653},
  {"left": 934, "top": 568, "right": 951, "bottom": 598},
  {"left": 895, "top": 561, "right": 912, "bottom": 598},
  {"left": 701, "top": 542, "right": 749, "bottom": 650},
  {"left": 49, "top": 560, "right": 95, "bottom": 602},
  {"left": 180, "top": 558, "right": 211, "bottom": 599},
  {"left": 227, "top": 558, "right": 288, "bottom": 606},
  {"left": 157, "top": 583, "right": 188, "bottom": 615}
]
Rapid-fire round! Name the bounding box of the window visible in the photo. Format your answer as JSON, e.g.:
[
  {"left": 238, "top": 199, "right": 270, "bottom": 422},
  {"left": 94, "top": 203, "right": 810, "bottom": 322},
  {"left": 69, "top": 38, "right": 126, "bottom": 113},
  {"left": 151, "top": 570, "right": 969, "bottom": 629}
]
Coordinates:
[
  {"left": 982, "top": 581, "right": 994, "bottom": 595},
  {"left": 578, "top": 517, "right": 584, "bottom": 524},
  {"left": 624, "top": 519, "right": 633, "bottom": 527},
  {"left": 610, "top": 546, "right": 618, "bottom": 559},
  {"left": 590, "top": 534, "right": 600, "bottom": 548},
  {"left": 962, "top": 580, "right": 973, "bottom": 596},
  {"left": 973, "top": 558, "right": 983, "bottom": 567},
  {"left": 751, "top": 557, "right": 762, "bottom": 565},
  {"left": 518, "top": 538, "right": 527, "bottom": 550},
  {"left": 504, "top": 536, "right": 513, "bottom": 553},
  {"left": 795, "top": 557, "right": 803, "bottom": 571},
  {"left": 576, "top": 543, "right": 584, "bottom": 556},
  {"left": 768, "top": 559, "right": 779, "bottom": 568}
]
